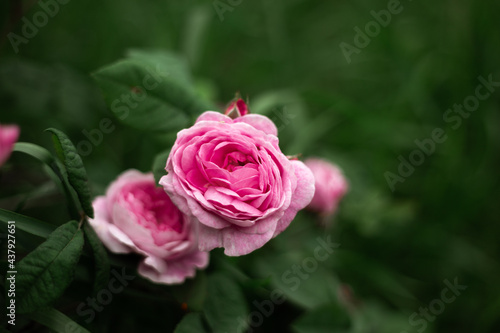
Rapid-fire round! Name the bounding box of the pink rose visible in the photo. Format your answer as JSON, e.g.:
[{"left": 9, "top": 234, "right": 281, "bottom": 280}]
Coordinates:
[
  {"left": 0, "top": 124, "right": 20, "bottom": 167},
  {"left": 160, "top": 110, "right": 315, "bottom": 256},
  {"left": 89, "top": 170, "right": 209, "bottom": 284},
  {"left": 305, "top": 158, "right": 348, "bottom": 216}
]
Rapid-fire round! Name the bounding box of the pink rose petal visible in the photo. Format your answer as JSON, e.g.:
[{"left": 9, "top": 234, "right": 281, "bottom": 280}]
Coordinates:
[{"left": 274, "top": 160, "right": 315, "bottom": 237}]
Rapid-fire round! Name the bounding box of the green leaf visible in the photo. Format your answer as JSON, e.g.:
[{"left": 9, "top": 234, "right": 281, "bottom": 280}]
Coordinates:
[
  {"left": 91, "top": 51, "right": 215, "bottom": 133},
  {"left": 0, "top": 208, "right": 55, "bottom": 238},
  {"left": 350, "top": 302, "right": 416, "bottom": 333},
  {"left": 126, "top": 49, "right": 193, "bottom": 90},
  {"left": 13, "top": 142, "right": 64, "bottom": 194},
  {"left": 255, "top": 251, "right": 340, "bottom": 310},
  {"left": 203, "top": 273, "right": 248, "bottom": 333},
  {"left": 13, "top": 142, "right": 81, "bottom": 219},
  {"left": 172, "top": 271, "right": 207, "bottom": 312},
  {"left": 152, "top": 149, "right": 170, "bottom": 185},
  {"left": 83, "top": 222, "right": 110, "bottom": 295},
  {"left": 46, "top": 128, "right": 94, "bottom": 218},
  {"left": 174, "top": 313, "right": 208, "bottom": 333},
  {"left": 291, "top": 304, "right": 350, "bottom": 333},
  {"left": 16, "top": 221, "right": 84, "bottom": 314},
  {"left": 13, "top": 142, "right": 54, "bottom": 165},
  {"left": 28, "top": 307, "right": 91, "bottom": 333},
  {"left": 334, "top": 251, "right": 414, "bottom": 303}
]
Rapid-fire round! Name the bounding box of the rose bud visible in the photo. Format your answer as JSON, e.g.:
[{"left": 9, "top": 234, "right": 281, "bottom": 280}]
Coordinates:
[
  {"left": 224, "top": 98, "right": 249, "bottom": 119},
  {"left": 160, "top": 111, "right": 315, "bottom": 256},
  {"left": 89, "top": 170, "right": 209, "bottom": 284},
  {"left": 0, "top": 124, "right": 20, "bottom": 167},
  {"left": 304, "top": 158, "right": 348, "bottom": 216}
]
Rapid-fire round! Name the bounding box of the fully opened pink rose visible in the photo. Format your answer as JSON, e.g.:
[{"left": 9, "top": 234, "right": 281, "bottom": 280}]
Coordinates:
[
  {"left": 0, "top": 124, "right": 20, "bottom": 167},
  {"left": 305, "top": 158, "right": 348, "bottom": 216},
  {"left": 160, "top": 108, "right": 315, "bottom": 256},
  {"left": 89, "top": 170, "right": 208, "bottom": 284}
]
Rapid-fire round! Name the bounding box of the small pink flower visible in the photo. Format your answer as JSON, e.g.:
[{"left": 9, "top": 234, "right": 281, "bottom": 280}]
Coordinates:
[
  {"left": 0, "top": 124, "right": 20, "bottom": 167},
  {"left": 305, "top": 158, "right": 348, "bottom": 216},
  {"left": 89, "top": 170, "right": 209, "bottom": 284},
  {"left": 160, "top": 111, "right": 315, "bottom": 256}
]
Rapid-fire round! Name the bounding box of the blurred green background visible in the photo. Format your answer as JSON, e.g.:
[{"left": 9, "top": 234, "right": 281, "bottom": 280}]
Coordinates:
[{"left": 1, "top": 0, "right": 499, "bottom": 332}]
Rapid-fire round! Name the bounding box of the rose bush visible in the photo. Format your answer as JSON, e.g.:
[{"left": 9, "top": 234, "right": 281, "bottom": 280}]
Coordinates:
[
  {"left": 160, "top": 109, "right": 315, "bottom": 256},
  {"left": 89, "top": 170, "right": 208, "bottom": 284},
  {"left": 305, "top": 158, "right": 348, "bottom": 216},
  {"left": 0, "top": 123, "right": 20, "bottom": 167}
]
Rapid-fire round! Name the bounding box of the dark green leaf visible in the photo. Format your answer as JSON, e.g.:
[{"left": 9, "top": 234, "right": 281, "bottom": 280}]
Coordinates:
[
  {"left": 203, "top": 273, "right": 248, "bottom": 333},
  {"left": 91, "top": 51, "right": 215, "bottom": 133},
  {"left": 83, "top": 222, "right": 110, "bottom": 296},
  {"left": 17, "top": 221, "right": 84, "bottom": 313},
  {"left": 152, "top": 149, "right": 170, "bottom": 185},
  {"left": 13, "top": 142, "right": 64, "bottom": 194},
  {"left": 334, "top": 251, "right": 414, "bottom": 302},
  {"left": 29, "top": 307, "right": 91, "bottom": 333},
  {"left": 0, "top": 208, "right": 54, "bottom": 238},
  {"left": 350, "top": 302, "right": 415, "bottom": 333},
  {"left": 13, "top": 142, "right": 81, "bottom": 219},
  {"left": 172, "top": 271, "right": 207, "bottom": 312},
  {"left": 13, "top": 142, "right": 54, "bottom": 165},
  {"left": 126, "top": 49, "right": 193, "bottom": 90},
  {"left": 46, "top": 128, "right": 94, "bottom": 218},
  {"left": 255, "top": 251, "right": 340, "bottom": 309},
  {"left": 174, "top": 313, "right": 208, "bottom": 333}
]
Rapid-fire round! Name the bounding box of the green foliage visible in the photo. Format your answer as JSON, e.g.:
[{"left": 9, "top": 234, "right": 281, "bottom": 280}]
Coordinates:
[
  {"left": 28, "top": 307, "right": 90, "bottom": 333},
  {"left": 13, "top": 142, "right": 54, "bottom": 166},
  {"left": 203, "top": 273, "right": 248, "bottom": 333},
  {"left": 0, "top": 208, "right": 54, "bottom": 238},
  {"left": 171, "top": 271, "right": 207, "bottom": 312},
  {"left": 173, "top": 313, "right": 208, "bottom": 333},
  {"left": 46, "top": 128, "right": 94, "bottom": 218},
  {"left": 16, "top": 221, "right": 84, "bottom": 314},
  {"left": 12, "top": 141, "right": 85, "bottom": 220},
  {"left": 91, "top": 51, "right": 215, "bottom": 133},
  {"left": 256, "top": 251, "right": 340, "bottom": 309},
  {"left": 82, "top": 221, "right": 110, "bottom": 295}
]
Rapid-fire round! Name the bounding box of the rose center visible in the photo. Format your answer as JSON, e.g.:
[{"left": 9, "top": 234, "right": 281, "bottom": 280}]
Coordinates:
[
  {"left": 125, "top": 184, "right": 183, "bottom": 233},
  {"left": 223, "top": 152, "right": 253, "bottom": 172}
]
